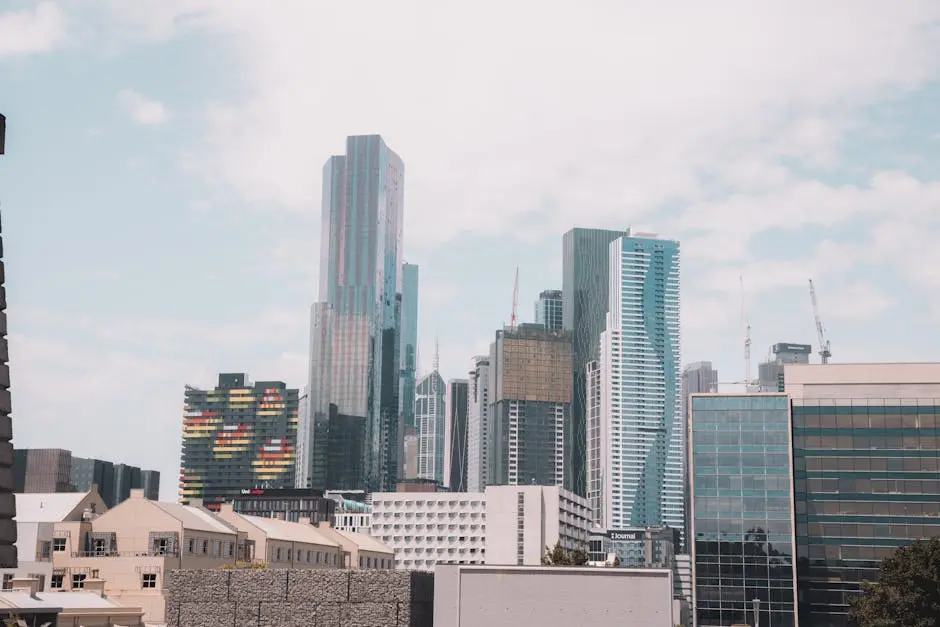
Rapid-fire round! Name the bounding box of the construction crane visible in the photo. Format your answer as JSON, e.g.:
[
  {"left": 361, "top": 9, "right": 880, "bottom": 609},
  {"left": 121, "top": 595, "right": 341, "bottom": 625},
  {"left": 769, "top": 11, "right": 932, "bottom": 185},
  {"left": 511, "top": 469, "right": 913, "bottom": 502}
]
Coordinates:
[
  {"left": 808, "top": 279, "right": 831, "bottom": 364},
  {"left": 510, "top": 266, "right": 519, "bottom": 330},
  {"left": 740, "top": 276, "right": 755, "bottom": 392}
]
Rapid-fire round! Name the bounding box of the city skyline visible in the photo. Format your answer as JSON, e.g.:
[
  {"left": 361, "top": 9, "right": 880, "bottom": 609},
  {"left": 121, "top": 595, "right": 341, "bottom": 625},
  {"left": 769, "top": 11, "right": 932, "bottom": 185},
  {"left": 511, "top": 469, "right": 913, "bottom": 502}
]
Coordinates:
[{"left": 3, "top": 2, "right": 940, "bottom": 499}]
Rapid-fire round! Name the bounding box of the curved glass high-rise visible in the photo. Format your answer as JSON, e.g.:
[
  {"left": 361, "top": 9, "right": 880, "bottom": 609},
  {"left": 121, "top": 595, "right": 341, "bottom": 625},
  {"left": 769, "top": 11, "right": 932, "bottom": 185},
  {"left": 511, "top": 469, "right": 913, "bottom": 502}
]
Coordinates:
[
  {"left": 306, "top": 135, "right": 404, "bottom": 492},
  {"left": 595, "top": 231, "right": 683, "bottom": 539}
]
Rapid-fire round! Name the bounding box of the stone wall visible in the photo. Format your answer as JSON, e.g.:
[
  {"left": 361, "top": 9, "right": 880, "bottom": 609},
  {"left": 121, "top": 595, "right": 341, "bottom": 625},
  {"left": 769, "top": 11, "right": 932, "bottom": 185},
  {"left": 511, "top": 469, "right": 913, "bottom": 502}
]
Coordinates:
[{"left": 165, "top": 569, "right": 434, "bottom": 627}]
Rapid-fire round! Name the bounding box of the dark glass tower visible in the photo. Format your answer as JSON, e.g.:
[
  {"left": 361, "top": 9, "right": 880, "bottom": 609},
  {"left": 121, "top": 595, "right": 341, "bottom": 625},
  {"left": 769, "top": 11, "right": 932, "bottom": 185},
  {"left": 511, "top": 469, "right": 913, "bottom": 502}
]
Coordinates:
[
  {"left": 562, "top": 227, "right": 629, "bottom": 495},
  {"left": 0, "top": 113, "right": 17, "bottom": 567},
  {"left": 179, "top": 373, "right": 299, "bottom": 509},
  {"left": 308, "top": 135, "right": 404, "bottom": 492},
  {"left": 690, "top": 393, "right": 798, "bottom": 627},
  {"left": 447, "top": 379, "right": 469, "bottom": 491}
]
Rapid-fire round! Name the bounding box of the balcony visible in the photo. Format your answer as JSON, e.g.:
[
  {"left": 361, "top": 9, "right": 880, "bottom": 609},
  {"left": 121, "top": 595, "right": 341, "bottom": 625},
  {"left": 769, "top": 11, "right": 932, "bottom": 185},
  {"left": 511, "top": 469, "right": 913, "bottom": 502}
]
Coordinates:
[{"left": 71, "top": 550, "right": 180, "bottom": 558}]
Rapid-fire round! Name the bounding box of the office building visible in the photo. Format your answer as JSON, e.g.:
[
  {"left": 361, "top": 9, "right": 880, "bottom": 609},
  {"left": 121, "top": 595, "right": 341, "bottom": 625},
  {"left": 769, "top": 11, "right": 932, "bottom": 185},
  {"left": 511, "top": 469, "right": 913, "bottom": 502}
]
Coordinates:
[
  {"left": 403, "top": 425, "right": 418, "bottom": 479},
  {"left": 446, "top": 379, "right": 469, "bottom": 491},
  {"left": 758, "top": 342, "right": 812, "bottom": 392},
  {"left": 681, "top": 361, "right": 719, "bottom": 548},
  {"left": 400, "top": 264, "right": 419, "bottom": 431},
  {"left": 534, "top": 289, "right": 563, "bottom": 330},
  {"left": 230, "top": 487, "right": 335, "bottom": 524},
  {"left": 787, "top": 363, "right": 940, "bottom": 627},
  {"left": 466, "top": 356, "right": 490, "bottom": 491},
  {"left": 488, "top": 324, "right": 571, "bottom": 487},
  {"left": 587, "top": 526, "right": 679, "bottom": 568},
  {"left": 179, "top": 373, "right": 299, "bottom": 510},
  {"left": 328, "top": 494, "right": 372, "bottom": 534},
  {"left": 370, "top": 492, "right": 486, "bottom": 570},
  {"left": 0, "top": 113, "right": 16, "bottom": 568},
  {"left": 563, "top": 227, "right": 630, "bottom": 496},
  {"left": 596, "top": 231, "right": 684, "bottom": 538},
  {"left": 16, "top": 449, "right": 160, "bottom": 507},
  {"left": 294, "top": 390, "right": 310, "bottom": 488},
  {"left": 321, "top": 404, "right": 366, "bottom": 489},
  {"left": 306, "top": 135, "right": 405, "bottom": 492},
  {"left": 483, "top": 485, "right": 591, "bottom": 566},
  {"left": 689, "top": 393, "right": 798, "bottom": 627},
  {"left": 415, "top": 371, "right": 446, "bottom": 485},
  {"left": 19, "top": 449, "right": 72, "bottom": 493}
]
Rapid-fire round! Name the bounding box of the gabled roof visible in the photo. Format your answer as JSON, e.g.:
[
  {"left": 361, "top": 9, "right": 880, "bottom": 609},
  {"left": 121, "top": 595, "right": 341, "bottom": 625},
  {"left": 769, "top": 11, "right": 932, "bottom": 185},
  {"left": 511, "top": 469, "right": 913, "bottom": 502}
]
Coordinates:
[
  {"left": 332, "top": 528, "right": 393, "bottom": 555},
  {"left": 237, "top": 514, "right": 340, "bottom": 547},
  {"left": 151, "top": 502, "right": 236, "bottom": 534},
  {"left": 15, "top": 492, "right": 94, "bottom": 523},
  {"left": 0, "top": 590, "right": 130, "bottom": 610}
]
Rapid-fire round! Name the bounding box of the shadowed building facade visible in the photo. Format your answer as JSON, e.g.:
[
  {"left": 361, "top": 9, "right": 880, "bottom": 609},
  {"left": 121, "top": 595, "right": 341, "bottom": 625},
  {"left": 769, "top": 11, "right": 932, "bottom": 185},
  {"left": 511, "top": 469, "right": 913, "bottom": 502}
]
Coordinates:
[
  {"left": 447, "top": 379, "right": 469, "bottom": 491},
  {"left": 306, "top": 135, "right": 404, "bottom": 492},
  {"left": 562, "top": 227, "right": 629, "bottom": 496},
  {"left": 0, "top": 113, "right": 17, "bottom": 567}
]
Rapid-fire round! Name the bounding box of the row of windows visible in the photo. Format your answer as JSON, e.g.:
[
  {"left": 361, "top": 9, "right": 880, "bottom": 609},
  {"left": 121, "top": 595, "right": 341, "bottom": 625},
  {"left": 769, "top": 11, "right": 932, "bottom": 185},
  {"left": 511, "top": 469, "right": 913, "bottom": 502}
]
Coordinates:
[
  {"left": 802, "top": 455, "right": 940, "bottom": 472},
  {"left": 795, "top": 434, "right": 940, "bottom": 449}
]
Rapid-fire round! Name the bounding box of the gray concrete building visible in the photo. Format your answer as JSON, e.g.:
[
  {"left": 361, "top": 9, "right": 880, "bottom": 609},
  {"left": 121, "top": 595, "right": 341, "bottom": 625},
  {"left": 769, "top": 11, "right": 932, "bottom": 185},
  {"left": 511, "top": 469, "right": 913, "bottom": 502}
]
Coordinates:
[
  {"left": 435, "top": 565, "right": 677, "bottom": 627},
  {"left": 757, "top": 342, "right": 811, "bottom": 392}
]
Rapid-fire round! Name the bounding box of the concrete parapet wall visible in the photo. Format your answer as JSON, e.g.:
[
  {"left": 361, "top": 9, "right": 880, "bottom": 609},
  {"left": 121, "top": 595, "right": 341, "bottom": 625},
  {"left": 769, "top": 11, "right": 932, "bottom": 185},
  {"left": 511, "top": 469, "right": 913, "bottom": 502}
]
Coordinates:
[{"left": 165, "top": 569, "right": 434, "bottom": 627}]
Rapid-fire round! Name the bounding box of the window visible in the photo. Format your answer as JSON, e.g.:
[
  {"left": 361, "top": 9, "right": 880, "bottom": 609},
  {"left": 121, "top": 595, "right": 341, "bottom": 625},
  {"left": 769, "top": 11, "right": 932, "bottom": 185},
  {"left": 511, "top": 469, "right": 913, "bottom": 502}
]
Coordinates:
[
  {"left": 28, "top": 574, "right": 45, "bottom": 591},
  {"left": 187, "top": 538, "right": 196, "bottom": 554},
  {"left": 50, "top": 573, "right": 63, "bottom": 590},
  {"left": 141, "top": 573, "right": 157, "bottom": 589},
  {"left": 275, "top": 547, "right": 282, "bottom": 562},
  {"left": 39, "top": 541, "right": 52, "bottom": 559},
  {"left": 153, "top": 538, "right": 169, "bottom": 555},
  {"left": 72, "top": 574, "right": 86, "bottom": 589},
  {"left": 226, "top": 542, "right": 234, "bottom": 557},
  {"left": 53, "top": 538, "right": 66, "bottom": 552},
  {"left": 1, "top": 574, "right": 11, "bottom": 590},
  {"left": 201, "top": 540, "right": 209, "bottom": 554}
]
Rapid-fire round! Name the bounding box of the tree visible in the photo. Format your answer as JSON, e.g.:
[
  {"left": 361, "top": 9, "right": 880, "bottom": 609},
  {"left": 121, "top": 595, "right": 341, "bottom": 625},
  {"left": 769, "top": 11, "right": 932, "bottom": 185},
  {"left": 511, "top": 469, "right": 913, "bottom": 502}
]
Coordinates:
[
  {"left": 849, "top": 537, "right": 940, "bottom": 627},
  {"left": 541, "top": 542, "right": 589, "bottom": 566}
]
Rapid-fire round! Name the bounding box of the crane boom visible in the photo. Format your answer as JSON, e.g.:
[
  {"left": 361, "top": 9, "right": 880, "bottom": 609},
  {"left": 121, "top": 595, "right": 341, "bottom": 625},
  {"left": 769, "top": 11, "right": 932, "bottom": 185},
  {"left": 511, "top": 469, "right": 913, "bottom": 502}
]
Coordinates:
[{"left": 808, "top": 279, "right": 832, "bottom": 364}]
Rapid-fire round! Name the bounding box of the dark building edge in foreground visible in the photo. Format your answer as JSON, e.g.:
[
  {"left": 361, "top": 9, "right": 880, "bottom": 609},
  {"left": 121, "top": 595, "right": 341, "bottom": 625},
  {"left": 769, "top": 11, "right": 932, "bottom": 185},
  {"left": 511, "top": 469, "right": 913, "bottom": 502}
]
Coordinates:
[{"left": 0, "top": 113, "right": 16, "bottom": 567}]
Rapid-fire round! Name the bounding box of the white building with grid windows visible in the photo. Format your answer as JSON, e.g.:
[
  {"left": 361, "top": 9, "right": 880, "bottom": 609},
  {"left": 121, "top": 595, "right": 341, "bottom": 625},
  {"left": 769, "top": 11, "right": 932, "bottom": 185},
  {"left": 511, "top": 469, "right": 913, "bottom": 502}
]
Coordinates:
[
  {"left": 595, "top": 230, "right": 684, "bottom": 542},
  {"left": 370, "top": 492, "right": 486, "bottom": 571}
]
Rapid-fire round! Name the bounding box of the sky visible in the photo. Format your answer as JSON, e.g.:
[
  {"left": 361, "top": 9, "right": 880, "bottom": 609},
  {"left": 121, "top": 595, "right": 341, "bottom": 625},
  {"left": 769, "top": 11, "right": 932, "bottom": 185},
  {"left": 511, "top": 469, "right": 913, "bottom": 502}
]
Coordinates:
[{"left": 1, "top": 1, "right": 940, "bottom": 501}]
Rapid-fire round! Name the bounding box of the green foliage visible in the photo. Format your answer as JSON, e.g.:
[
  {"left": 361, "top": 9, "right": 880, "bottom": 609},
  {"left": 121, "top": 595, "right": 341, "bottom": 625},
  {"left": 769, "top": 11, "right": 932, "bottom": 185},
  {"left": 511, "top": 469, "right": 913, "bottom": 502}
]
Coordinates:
[
  {"left": 849, "top": 537, "right": 940, "bottom": 627},
  {"left": 219, "top": 560, "right": 268, "bottom": 570},
  {"left": 541, "top": 541, "right": 589, "bottom": 566}
]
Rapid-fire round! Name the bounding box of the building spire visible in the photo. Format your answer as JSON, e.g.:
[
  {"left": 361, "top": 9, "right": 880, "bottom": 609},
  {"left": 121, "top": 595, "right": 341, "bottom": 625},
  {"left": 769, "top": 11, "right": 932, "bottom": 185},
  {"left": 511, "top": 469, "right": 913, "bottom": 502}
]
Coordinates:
[{"left": 433, "top": 337, "right": 440, "bottom": 374}]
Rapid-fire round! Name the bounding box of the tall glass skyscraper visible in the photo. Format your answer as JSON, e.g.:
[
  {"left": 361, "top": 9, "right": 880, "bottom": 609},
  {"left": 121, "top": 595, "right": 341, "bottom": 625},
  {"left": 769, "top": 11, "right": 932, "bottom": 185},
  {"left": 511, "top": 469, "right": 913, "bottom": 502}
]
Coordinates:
[
  {"left": 306, "top": 135, "right": 404, "bottom": 492},
  {"left": 399, "top": 263, "right": 419, "bottom": 430},
  {"left": 595, "top": 230, "right": 683, "bottom": 537},
  {"left": 466, "top": 356, "right": 491, "bottom": 491},
  {"left": 563, "top": 227, "right": 630, "bottom": 496},
  {"left": 689, "top": 393, "right": 798, "bottom": 627}
]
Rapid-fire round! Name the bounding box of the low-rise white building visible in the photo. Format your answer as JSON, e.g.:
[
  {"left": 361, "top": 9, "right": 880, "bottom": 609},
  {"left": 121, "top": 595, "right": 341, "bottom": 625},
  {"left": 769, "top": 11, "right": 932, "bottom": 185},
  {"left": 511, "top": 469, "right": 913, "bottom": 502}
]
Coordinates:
[
  {"left": 484, "top": 485, "right": 591, "bottom": 565},
  {"left": 370, "top": 492, "right": 486, "bottom": 570},
  {"left": 370, "top": 486, "right": 593, "bottom": 571}
]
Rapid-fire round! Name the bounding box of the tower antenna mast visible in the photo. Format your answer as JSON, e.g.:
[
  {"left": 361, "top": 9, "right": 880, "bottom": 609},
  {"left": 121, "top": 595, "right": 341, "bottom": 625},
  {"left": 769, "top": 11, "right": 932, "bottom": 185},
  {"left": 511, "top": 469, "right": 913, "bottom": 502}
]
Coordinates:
[
  {"left": 510, "top": 267, "right": 519, "bottom": 330},
  {"left": 740, "top": 276, "right": 753, "bottom": 392}
]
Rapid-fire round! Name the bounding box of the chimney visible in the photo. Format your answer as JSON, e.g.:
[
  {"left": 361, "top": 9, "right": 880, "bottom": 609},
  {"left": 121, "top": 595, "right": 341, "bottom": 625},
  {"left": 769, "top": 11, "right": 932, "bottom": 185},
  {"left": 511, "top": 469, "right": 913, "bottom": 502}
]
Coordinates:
[
  {"left": 10, "top": 577, "right": 39, "bottom": 598},
  {"left": 218, "top": 502, "right": 234, "bottom": 515},
  {"left": 298, "top": 516, "right": 312, "bottom": 526},
  {"left": 82, "top": 578, "right": 106, "bottom": 597},
  {"left": 130, "top": 489, "right": 145, "bottom": 499}
]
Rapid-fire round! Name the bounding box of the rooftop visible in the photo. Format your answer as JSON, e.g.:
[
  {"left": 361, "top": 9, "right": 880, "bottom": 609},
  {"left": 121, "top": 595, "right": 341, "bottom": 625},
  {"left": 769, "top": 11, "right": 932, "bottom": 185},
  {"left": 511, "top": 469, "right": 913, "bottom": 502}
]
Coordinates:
[
  {"left": 0, "top": 590, "right": 127, "bottom": 610},
  {"left": 15, "top": 492, "right": 92, "bottom": 523},
  {"left": 238, "top": 514, "right": 340, "bottom": 547},
  {"left": 152, "top": 501, "right": 236, "bottom": 534},
  {"left": 332, "top": 528, "right": 392, "bottom": 555}
]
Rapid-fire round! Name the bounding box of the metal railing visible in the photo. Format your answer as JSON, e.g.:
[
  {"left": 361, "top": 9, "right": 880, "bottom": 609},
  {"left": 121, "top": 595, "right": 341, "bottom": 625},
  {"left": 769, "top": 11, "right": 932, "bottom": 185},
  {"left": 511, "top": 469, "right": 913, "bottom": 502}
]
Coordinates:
[{"left": 70, "top": 550, "right": 180, "bottom": 558}]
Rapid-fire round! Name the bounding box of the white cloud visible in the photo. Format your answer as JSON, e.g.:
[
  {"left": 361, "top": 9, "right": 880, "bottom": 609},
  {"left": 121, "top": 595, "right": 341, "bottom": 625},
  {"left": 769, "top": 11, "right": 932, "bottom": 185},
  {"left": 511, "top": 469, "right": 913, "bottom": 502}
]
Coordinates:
[
  {"left": 90, "top": 1, "right": 940, "bottom": 247},
  {"left": 818, "top": 282, "right": 895, "bottom": 321},
  {"left": 0, "top": 1, "right": 66, "bottom": 57},
  {"left": 117, "top": 89, "right": 170, "bottom": 125}
]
